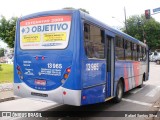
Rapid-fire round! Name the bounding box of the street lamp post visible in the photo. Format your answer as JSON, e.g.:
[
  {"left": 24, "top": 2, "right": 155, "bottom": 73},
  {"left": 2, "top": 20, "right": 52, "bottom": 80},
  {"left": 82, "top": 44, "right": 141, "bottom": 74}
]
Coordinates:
[
  {"left": 111, "top": 16, "right": 124, "bottom": 30},
  {"left": 124, "top": 7, "right": 128, "bottom": 33},
  {"left": 112, "top": 16, "right": 124, "bottom": 25},
  {"left": 112, "top": 6, "right": 128, "bottom": 33}
]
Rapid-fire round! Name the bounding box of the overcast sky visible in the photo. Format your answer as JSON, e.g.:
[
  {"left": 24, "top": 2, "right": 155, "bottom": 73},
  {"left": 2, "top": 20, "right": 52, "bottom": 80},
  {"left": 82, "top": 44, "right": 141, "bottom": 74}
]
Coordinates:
[{"left": 0, "top": 0, "right": 160, "bottom": 48}]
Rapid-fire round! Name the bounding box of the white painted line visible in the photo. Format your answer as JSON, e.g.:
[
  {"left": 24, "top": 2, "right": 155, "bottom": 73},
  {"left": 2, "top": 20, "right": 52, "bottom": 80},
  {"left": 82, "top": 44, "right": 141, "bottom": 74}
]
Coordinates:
[
  {"left": 153, "top": 105, "right": 160, "bottom": 108},
  {"left": 130, "top": 85, "right": 147, "bottom": 94},
  {"left": 130, "top": 88, "right": 143, "bottom": 94},
  {"left": 122, "top": 98, "right": 152, "bottom": 107},
  {"left": 145, "top": 86, "right": 160, "bottom": 97}
]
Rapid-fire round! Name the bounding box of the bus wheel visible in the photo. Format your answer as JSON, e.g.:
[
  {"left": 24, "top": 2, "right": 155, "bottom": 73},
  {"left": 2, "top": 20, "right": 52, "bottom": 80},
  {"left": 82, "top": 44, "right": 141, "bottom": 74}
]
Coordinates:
[
  {"left": 114, "top": 80, "right": 123, "bottom": 103},
  {"left": 138, "top": 75, "right": 144, "bottom": 88}
]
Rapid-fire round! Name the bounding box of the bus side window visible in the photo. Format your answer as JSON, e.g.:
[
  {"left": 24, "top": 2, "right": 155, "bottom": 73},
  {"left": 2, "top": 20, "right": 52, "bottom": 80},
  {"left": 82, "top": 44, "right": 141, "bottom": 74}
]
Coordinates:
[
  {"left": 139, "top": 46, "right": 143, "bottom": 61},
  {"left": 142, "top": 47, "right": 147, "bottom": 61},
  {"left": 84, "top": 23, "right": 104, "bottom": 59},
  {"left": 84, "top": 23, "right": 90, "bottom": 40},
  {"left": 115, "top": 36, "right": 124, "bottom": 60},
  {"left": 84, "top": 23, "right": 92, "bottom": 58},
  {"left": 137, "top": 45, "right": 139, "bottom": 61},
  {"left": 132, "top": 43, "right": 137, "bottom": 61},
  {"left": 125, "top": 40, "right": 132, "bottom": 60}
]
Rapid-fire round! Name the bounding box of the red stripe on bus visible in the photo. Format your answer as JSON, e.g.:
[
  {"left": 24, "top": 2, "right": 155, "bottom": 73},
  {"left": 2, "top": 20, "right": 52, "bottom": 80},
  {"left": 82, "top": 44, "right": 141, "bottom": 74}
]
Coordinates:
[
  {"left": 124, "top": 64, "right": 129, "bottom": 91},
  {"left": 133, "top": 62, "right": 139, "bottom": 86},
  {"left": 20, "top": 15, "right": 71, "bottom": 26}
]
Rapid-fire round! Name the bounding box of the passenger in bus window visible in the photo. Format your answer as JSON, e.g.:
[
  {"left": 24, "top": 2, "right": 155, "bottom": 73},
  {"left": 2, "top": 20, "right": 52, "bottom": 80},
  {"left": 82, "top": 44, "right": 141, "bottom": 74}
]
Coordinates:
[
  {"left": 93, "top": 46, "right": 100, "bottom": 58},
  {"left": 85, "top": 42, "right": 93, "bottom": 58}
]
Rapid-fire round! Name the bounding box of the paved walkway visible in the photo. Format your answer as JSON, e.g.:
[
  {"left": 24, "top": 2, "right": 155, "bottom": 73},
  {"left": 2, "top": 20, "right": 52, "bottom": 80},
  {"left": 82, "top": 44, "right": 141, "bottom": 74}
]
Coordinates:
[
  {"left": 0, "top": 91, "right": 14, "bottom": 99},
  {"left": 0, "top": 83, "right": 14, "bottom": 100},
  {"left": 0, "top": 83, "right": 13, "bottom": 92}
]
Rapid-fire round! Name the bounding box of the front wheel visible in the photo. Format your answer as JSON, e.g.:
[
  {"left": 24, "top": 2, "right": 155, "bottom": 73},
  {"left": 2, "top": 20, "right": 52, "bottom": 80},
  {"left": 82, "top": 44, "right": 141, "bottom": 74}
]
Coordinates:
[{"left": 114, "top": 80, "right": 123, "bottom": 103}]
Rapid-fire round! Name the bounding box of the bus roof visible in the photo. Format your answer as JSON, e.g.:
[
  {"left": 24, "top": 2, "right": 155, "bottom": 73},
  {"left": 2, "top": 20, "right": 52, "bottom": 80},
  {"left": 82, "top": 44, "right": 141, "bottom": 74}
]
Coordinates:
[
  {"left": 19, "top": 9, "right": 77, "bottom": 21},
  {"left": 19, "top": 9, "right": 147, "bottom": 47}
]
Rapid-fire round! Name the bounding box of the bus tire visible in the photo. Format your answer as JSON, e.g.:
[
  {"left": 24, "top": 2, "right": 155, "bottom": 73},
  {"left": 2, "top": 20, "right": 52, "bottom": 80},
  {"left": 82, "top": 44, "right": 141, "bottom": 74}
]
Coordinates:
[
  {"left": 114, "top": 80, "right": 123, "bottom": 103},
  {"left": 138, "top": 75, "right": 144, "bottom": 88}
]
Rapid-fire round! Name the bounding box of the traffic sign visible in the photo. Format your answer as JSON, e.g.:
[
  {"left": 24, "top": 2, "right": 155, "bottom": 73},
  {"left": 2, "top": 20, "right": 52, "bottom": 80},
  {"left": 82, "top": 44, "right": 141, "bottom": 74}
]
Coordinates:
[{"left": 153, "top": 7, "right": 160, "bottom": 13}]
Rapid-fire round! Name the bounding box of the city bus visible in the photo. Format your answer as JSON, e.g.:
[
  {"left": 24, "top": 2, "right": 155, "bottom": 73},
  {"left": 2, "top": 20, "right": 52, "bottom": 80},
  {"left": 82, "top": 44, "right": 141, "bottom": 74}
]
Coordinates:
[{"left": 14, "top": 9, "right": 149, "bottom": 106}]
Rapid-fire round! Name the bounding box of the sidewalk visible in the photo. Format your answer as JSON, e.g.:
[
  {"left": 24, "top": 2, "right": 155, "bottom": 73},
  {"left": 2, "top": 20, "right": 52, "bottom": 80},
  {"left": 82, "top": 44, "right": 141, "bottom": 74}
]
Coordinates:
[
  {"left": 0, "top": 83, "right": 14, "bottom": 101},
  {"left": 153, "top": 97, "right": 160, "bottom": 118},
  {"left": 0, "top": 83, "right": 13, "bottom": 92}
]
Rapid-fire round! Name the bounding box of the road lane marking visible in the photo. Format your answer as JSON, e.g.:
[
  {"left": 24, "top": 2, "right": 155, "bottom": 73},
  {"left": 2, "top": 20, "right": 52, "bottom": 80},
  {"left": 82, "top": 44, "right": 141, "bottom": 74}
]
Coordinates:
[
  {"left": 129, "top": 85, "right": 147, "bottom": 94},
  {"left": 145, "top": 86, "right": 160, "bottom": 97},
  {"left": 122, "top": 98, "right": 152, "bottom": 107},
  {"left": 130, "top": 88, "right": 143, "bottom": 94}
]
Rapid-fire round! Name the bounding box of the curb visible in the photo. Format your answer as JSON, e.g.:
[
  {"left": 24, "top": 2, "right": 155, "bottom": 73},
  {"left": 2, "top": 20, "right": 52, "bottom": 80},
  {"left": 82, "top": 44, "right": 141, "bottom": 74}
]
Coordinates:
[{"left": 0, "top": 97, "right": 16, "bottom": 103}]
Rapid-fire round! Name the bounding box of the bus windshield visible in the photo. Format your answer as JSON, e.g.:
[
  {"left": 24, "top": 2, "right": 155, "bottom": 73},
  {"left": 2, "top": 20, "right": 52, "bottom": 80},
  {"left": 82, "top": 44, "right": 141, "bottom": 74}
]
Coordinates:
[{"left": 20, "top": 15, "right": 71, "bottom": 50}]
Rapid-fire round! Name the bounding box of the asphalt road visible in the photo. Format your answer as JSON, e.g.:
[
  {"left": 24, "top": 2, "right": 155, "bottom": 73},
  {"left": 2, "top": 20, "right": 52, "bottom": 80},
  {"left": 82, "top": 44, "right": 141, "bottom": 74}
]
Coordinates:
[
  {"left": 1, "top": 62, "right": 160, "bottom": 120},
  {"left": 41, "top": 62, "right": 160, "bottom": 120}
]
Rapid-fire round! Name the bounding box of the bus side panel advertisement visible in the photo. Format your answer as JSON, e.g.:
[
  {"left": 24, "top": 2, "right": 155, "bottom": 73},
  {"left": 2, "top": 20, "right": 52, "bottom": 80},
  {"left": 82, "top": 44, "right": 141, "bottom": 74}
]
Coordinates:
[{"left": 20, "top": 15, "right": 71, "bottom": 49}]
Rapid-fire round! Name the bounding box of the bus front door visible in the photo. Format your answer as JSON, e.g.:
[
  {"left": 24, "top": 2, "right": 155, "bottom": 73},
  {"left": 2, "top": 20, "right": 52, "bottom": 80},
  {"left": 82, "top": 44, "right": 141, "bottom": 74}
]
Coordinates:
[{"left": 106, "top": 35, "right": 115, "bottom": 98}]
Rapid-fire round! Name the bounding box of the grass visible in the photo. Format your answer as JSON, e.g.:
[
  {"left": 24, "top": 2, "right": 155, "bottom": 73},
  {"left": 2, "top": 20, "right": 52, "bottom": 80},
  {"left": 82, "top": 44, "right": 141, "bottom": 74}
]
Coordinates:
[{"left": 0, "top": 63, "right": 13, "bottom": 84}]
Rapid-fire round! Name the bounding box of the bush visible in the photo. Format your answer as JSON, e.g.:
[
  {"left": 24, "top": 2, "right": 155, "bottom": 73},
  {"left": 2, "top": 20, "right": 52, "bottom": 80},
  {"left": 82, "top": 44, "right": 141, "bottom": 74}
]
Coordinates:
[{"left": 0, "top": 64, "right": 2, "bottom": 71}]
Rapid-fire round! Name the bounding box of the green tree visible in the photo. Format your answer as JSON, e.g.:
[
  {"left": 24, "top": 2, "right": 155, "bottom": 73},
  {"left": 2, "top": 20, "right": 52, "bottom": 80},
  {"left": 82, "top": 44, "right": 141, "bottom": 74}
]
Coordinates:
[
  {"left": 123, "top": 15, "right": 160, "bottom": 50},
  {"left": 0, "top": 16, "right": 18, "bottom": 48},
  {"left": 63, "top": 7, "right": 89, "bottom": 14},
  {"left": 63, "top": 7, "right": 75, "bottom": 10},
  {"left": 0, "top": 64, "right": 2, "bottom": 71},
  {"left": 0, "top": 48, "right": 4, "bottom": 57},
  {"left": 144, "top": 18, "right": 160, "bottom": 49},
  {"left": 79, "top": 8, "right": 89, "bottom": 14}
]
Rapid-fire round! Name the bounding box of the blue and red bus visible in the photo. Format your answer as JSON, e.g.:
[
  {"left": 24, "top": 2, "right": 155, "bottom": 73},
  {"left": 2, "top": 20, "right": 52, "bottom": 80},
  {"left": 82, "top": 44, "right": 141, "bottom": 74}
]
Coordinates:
[{"left": 14, "top": 9, "right": 149, "bottom": 106}]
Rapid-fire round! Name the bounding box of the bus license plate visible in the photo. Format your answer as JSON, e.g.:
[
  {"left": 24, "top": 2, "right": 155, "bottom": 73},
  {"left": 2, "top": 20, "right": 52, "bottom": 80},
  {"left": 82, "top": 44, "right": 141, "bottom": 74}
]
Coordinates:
[{"left": 35, "top": 79, "right": 46, "bottom": 86}]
